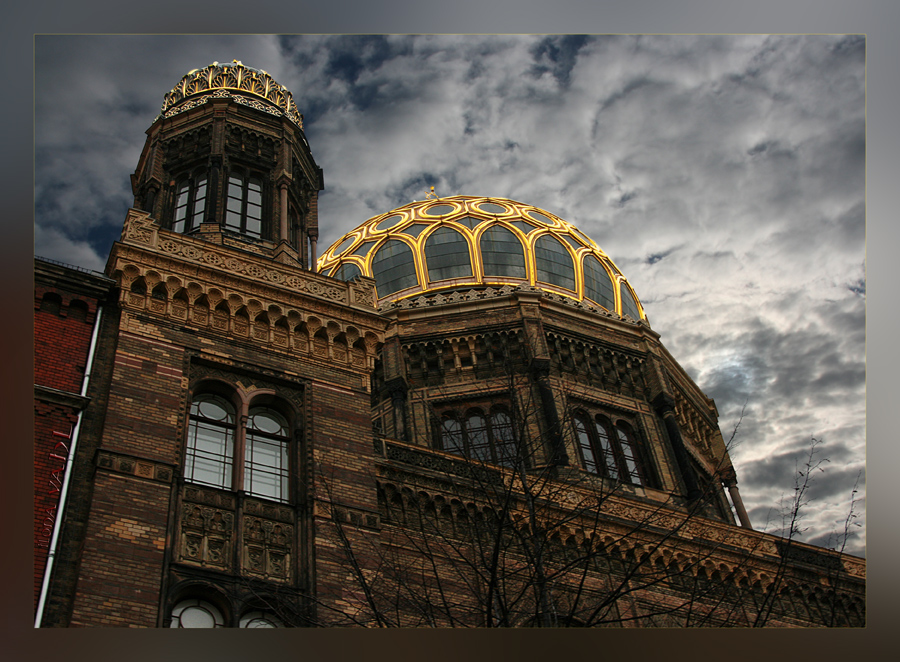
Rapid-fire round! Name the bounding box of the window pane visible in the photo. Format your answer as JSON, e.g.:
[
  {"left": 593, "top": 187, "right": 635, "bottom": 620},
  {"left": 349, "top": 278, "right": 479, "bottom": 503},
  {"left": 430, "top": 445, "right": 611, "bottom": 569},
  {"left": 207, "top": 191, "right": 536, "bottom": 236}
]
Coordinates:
[
  {"left": 441, "top": 417, "right": 464, "bottom": 455},
  {"left": 467, "top": 413, "right": 490, "bottom": 462},
  {"left": 583, "top": 256, "right": 615, "bottom": 311},
  {"left": 594, "top": 419, "right": 619, "bottom": 480},
  {"left": 186, "top": 395, "right": 235, "bottom": 489},
  {"left": 535, "top": 235, "right": 576, "bottom": 290},
  {"left": 573, "top": 415, "right": 598, "bottom": 474},
  {"left": 615, "top": 426, "right": 642, "bottom": 485},
  {"left": 481, "top": 225, "right": 526, "bottom": 278},
  {"left": 372, "top": 239, "right": 418, "bottom": 297},
  {"left": 332, "top": 263, "right": 362, "bottom": 281},
  {"left": 491, "top": 411, "right": 516, "bottom": 467},
  {"left": 171, "top": 599, "right": 225, "bottom": 628},
  {"left": 621, "top": 284, "right": 640, "bottom": 320},
  {"left": 425, "top": 226, "right": 472, "bottom": 281}
]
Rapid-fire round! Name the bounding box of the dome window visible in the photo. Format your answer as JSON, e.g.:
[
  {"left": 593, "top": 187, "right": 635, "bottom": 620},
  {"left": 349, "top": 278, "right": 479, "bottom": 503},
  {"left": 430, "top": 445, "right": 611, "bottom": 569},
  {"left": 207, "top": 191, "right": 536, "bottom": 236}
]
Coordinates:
[
  {"left": 535, "top": 235, "right": 576, "bottom": 291},
  {"left": 401, "top": 223, "right": 429, "bottom": 238},
  {"left": 375, "top": 214, "right": 403, "bottom": 231},
  {"left": 620, "top": 283, "right": 641, "bottom": 320},
  {"left": 424, "top": 204, "right": 455, "bottom": 216},
  {"left": 372, "top": 239, "right": 418, "bottom": 297},
  {"left": 480, "top": 225, "right": 526, "bottom": 278},
  {"left": 331, "top": 262, "right": 362, "bottom": 281},
  {"left": 527, "top": 210, "right": 554, "bottom": 225},
  {"left": 332, "top": 235, "right": 356, "bottom": 257},
  {"left": 477, "top": 202, "right": 507, "bottom": 215},
  {"left": 583, "top": 256, "right": 615, "bottom": 311},
  {"left": 424, "top": 226, "right": 472, "bottom": 282}
]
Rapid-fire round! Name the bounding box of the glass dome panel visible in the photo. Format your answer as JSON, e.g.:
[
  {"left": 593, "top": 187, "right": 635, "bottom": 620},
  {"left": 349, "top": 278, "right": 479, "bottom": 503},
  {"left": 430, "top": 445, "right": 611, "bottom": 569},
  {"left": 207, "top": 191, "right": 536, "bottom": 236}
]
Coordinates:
[
  {"left": 527, "top": 210, "right": 554, "bottom": 225},
  {"left": 621, "top": 283, "right": 641, "bottom": 319},
  {"left": 424, "top": 226, "right": 472, "bottom": 281},
  {"left": 372, "top": 239, "right": 418, "bottom": 297},
  {"left": 477, "top": 202, "right": 507, "bottom": 214},
  {"left": 331, "top": 262, "right": 362, "bottom": 281},
  {"left": 583, "top": 256, "right": 615, "bottom": 311},
  {"left": 332, "top": 235, "right": 356, "bottom": 256},
  {"left": 480, "top": 225, "right": 526, "bottom": 278},
  {"left": 375, "top": 214, "right": 403, "bottom": 231},
  {"left": 535, "top": 235, "right": 576, "bottom": 290},
  {"left": 424, "top": 204, "right": 455, "bottom": 216},
  {"left": 401, "top": 223, "right": 429, "bottom": 238}
]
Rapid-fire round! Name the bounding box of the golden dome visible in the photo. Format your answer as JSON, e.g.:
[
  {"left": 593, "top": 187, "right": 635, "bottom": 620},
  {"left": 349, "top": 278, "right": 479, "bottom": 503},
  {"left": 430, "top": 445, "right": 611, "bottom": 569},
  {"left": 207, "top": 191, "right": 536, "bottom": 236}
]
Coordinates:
[
  {"left": 318, "top": 196, "right": 644, "bottom": 320},
  {"left": 159, "top": 60, "right": 303, "bottom": 128}
]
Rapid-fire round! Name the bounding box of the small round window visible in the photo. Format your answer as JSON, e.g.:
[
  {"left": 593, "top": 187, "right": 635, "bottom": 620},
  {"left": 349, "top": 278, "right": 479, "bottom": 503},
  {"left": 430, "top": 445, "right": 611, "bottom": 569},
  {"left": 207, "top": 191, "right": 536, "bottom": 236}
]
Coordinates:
[
  {"left": 170, "top": 599, "right": 225, "bottom": 628},
  {"left": 527, "top": 211, "right": 554, "bottom": 225},
  {"left": 332, "top": 235, "right": 356, "bottom": 257},
  {"left": 477, "top": 202, "right": 507, "bottom": 214},
  {"left": 424, "top": 204, "right": 455, "bottom": 216},
  {"left": 375, "top": 214, "right": 403, "bottom": 231}
]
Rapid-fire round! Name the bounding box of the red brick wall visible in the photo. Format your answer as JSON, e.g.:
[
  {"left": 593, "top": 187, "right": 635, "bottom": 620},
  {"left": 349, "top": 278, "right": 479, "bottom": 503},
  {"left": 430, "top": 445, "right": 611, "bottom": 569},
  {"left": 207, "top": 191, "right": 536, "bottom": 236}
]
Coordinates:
[
  {"left": 34, "top": 284, "right": 102, "bottom": 609},
  {"left": 34, "top": 287, "right": 98, "bottom": 392}
]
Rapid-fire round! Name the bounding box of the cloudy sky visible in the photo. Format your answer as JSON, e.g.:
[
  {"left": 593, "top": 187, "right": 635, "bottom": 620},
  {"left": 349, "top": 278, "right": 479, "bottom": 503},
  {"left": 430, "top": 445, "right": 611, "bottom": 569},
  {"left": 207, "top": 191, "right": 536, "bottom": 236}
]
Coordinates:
[{"left": 34, "top": 34, "right": 866, "bottom": 556}]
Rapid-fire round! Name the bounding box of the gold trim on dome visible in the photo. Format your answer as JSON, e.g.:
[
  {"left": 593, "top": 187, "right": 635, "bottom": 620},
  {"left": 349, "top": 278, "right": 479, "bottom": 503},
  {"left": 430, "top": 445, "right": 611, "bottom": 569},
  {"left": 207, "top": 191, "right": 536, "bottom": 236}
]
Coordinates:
[
  {"left": 160, "top": 60, "right": 303, "bottom": 129},
  {"left": 318, "top": 196, "right": 644, "bottom": 321}
]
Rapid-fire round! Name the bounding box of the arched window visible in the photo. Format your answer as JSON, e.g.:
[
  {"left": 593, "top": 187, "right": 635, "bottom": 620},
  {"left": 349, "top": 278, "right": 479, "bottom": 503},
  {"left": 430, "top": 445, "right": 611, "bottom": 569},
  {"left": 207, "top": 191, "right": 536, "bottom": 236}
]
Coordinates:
[
  {"left": 620, "top": 283, "right": 641, "bottom": 320},
  {"left": 169, "top": 598, "right": 226, "bottom": 628},
  {"left": 371, "top": 239, "right": 418, "bottom": 297},
  {"left": 583, "top": 255, "right": 616, "bottom": 311},
  {"left": 424, "top": 226, "right": 472, "bottom": 281},
  {"left": 185, "top": 394, "right": 236, "bottom": 490},
  {"left": 244, "top": 407, "right": 290, "bottom": 502},
  {"left": 571, "top": 410, "right": 655, "bottom": 487},
  {"left": 184, "top": 389, "right": 295, "bottom": 503},
  {"left": 439, "top": 406, "right": 518, "bottom": 467},
  {"left": 225, "top": 171, "right": 264, "bottom": 238},
  {"left": 480, "top": 225, "right": 526, "bottom": 278},
  {"left": 172, "top": 171, "right": 208, "bottom": 233},
  {"left": 534, "top": 234, "right": 576, "bottom": 290}
]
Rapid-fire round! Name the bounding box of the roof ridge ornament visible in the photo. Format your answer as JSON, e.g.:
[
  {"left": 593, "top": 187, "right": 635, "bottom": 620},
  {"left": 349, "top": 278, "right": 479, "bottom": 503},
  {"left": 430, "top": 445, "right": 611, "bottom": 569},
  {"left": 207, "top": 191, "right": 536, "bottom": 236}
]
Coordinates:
[{"left": 425, "top": 186, "right": 439, "bottom": 200}]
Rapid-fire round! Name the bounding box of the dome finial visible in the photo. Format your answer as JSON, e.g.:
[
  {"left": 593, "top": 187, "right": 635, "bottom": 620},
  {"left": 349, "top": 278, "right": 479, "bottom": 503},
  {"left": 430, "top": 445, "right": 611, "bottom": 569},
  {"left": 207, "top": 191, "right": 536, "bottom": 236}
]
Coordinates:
[{"left": 426, "top": 186, "right": 439, "bottom": 200}]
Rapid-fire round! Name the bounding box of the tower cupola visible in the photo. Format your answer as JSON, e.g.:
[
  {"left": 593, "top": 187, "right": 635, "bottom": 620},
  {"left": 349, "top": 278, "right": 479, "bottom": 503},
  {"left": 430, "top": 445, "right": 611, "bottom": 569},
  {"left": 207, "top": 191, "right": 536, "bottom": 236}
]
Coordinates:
[{"left": 130, "top": 60, "right": 324, "bottom": 268}]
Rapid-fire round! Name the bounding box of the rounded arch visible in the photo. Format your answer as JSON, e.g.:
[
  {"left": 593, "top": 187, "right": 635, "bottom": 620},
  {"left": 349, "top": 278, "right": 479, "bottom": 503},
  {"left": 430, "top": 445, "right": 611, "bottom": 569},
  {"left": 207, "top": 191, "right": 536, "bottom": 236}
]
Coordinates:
[
  {"left": 371, "top": 238, "right": 418, "bottom": 298},
  {"left": 479, "top": 224, "right": 526, "bottom": 279},
  {"left": 166, "top": 580, "right": 231, "bottom": 628},
  {"left": 423, "top": 225, "right": 472, "bottom": 283},
  {"left": 533, "top": 233, "right": 576, "bottom": 291}
]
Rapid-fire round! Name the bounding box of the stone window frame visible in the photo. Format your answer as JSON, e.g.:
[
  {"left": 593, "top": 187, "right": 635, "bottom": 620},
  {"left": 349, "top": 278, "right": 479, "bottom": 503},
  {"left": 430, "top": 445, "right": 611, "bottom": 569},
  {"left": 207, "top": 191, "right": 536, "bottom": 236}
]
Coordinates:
[{"left": 570, "top": 406, "right": 658, "bottom": 488}]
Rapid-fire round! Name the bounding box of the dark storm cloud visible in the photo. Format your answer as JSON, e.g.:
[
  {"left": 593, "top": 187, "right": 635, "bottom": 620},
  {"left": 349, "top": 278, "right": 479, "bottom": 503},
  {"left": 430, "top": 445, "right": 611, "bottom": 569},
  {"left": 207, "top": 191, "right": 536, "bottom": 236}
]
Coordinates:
[{"left": 34, "top": 34, "right": 865, "bottom": 556}]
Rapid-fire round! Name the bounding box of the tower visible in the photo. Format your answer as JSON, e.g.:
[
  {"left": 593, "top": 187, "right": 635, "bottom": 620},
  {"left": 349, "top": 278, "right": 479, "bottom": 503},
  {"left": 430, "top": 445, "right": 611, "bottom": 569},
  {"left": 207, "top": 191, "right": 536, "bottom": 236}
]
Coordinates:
[{"left": 131, "top": 60, "right": 324, "bottom": 268}]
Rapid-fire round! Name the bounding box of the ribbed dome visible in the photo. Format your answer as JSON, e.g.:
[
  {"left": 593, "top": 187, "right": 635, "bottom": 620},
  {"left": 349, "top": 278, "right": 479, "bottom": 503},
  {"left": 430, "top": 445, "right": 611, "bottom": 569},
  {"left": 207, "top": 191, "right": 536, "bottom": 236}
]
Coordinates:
[
  {"left": 158, "top": 60, "right": 303, "bottom": 128},
  {"left": 318, "top": 196, "right": 644, "bottom": 320}
]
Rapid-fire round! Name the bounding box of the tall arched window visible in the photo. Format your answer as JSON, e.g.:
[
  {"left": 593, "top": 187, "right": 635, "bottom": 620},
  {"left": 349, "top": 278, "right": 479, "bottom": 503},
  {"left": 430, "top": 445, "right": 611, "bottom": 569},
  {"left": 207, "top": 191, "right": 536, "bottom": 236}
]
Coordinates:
[
  {"left": 184, "top": 389, "right": 295, "bottom": 503},
  {"left": 244, "top": 407, "right": 291, "bottom": 502},
  {"left": 185, "top": 394, "right": 236, "bottom": 490},
  {"left": 439, "top": 406, "right": 518, "bottom": 467},
  {"left": 571, "top": 409, "right": 656, "bottom": 487},
  {"left": 583, "top": 255, "right": 616, "bottom": 311},
  {"left": 534, "top": 234, "right": 576, "bottom": 290},
  {"left": 225, "top": 171, "right": 264, "bottom": 238},
  {"left": 480, "top": 225, "right": 526, "bottom": 278},
  {"left": 620, "top": 283, "right": 641, "bottom": 320},
  {"left": 424, "top": 226, "right": 472, "bottom": 282},
  {"left": 172, "top": 171, "right": 208, "bottom": 233},
  {"left": 371, "top": 239, "right": 418, "bottom": 297}
]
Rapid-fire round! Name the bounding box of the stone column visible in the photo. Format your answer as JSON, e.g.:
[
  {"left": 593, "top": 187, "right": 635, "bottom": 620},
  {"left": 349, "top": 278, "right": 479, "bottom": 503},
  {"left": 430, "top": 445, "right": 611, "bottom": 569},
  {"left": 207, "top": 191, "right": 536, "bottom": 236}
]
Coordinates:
[{"left": 722, "top": 469, "right": 753, "bottom": 529}]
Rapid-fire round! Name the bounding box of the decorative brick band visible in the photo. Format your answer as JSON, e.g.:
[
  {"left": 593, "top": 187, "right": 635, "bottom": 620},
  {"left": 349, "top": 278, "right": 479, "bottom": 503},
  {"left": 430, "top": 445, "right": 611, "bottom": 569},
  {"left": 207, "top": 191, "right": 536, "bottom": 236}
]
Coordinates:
[{"left": 96, "top": 450, "right": 175, "bottom": 484}]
